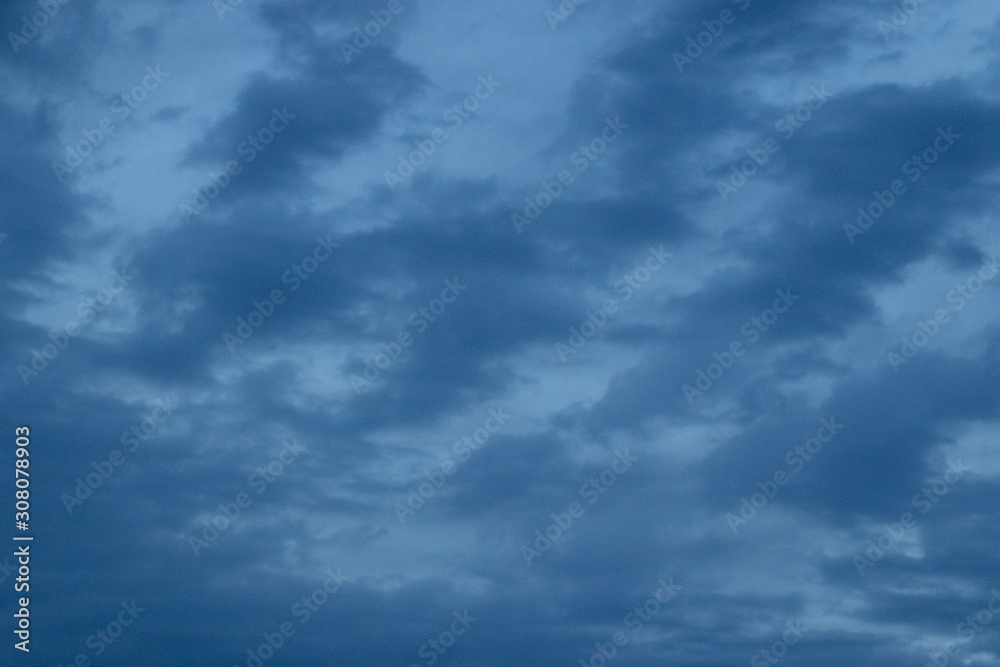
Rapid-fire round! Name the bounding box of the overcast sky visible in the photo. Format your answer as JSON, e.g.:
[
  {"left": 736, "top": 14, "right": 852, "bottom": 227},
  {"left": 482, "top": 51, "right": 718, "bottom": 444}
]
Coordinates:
[{"left": 3, "top": 0, "right": 1000, "bottom": 665}]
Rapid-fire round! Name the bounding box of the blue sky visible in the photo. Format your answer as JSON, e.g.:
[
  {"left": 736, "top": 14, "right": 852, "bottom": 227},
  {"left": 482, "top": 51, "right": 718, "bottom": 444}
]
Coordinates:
[{"left": 3, "top": 0, "right": 1000, "bottom": 665}]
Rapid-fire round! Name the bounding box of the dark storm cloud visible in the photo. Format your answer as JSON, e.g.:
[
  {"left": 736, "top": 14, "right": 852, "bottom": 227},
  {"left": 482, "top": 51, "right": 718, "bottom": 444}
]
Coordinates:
[
  {"left": 180, "top": 49, "right": 425, "bottom": 193},
  {"left": 0, "top": 0, "right": 108, "bottom": 83},
  {"left": 0, "top": 101, "right": 92, "bottom": 285},
  {"left": 3, "top": 0, "right": 1000, "bottom": 664}
]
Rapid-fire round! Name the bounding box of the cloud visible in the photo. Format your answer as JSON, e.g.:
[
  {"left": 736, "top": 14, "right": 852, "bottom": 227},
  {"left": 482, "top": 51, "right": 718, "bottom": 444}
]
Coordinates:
[{"left": 4, "top": 0, "right": 1000, "bottom": 664}]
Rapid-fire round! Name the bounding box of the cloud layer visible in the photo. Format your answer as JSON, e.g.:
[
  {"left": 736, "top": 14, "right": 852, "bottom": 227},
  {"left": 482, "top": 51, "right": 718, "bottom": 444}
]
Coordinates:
[{"left": 2, "top": 0, "right": 1000, "bottom": 664}]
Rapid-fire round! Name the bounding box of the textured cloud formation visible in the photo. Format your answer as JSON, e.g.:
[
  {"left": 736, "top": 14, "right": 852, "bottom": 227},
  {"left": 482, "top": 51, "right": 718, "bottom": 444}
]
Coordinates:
[{"left": 2, "top": 0, "right": 1000, "bottom": 665}]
